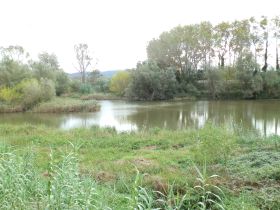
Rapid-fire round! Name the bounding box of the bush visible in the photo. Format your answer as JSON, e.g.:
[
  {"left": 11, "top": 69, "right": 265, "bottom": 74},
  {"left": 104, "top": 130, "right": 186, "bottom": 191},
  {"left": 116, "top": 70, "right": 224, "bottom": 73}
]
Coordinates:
[
  {"left": 19, "top": 79, "right": 42, "bottom": 109},
  {"left": 0, "top": 87, "right": 21, "bottom": 103},
  {"left": 191, "top": 124, "right": 236, "bottom": 165},
  {"left": 0, "top": 78, "right": 56, "bottom": 110},
  {"left": 109, "top": 71, "right": 131, "bottom": 96},
  {"left": 126, "top": 61, "right": 177, "bottom": 100},
  {"left": 69, "top": 80, "right": 81, "bottom": 92},
  {"left": 55, "top": 72, "right": 70, "bottom": 96},
  {"left": 79, "top": 83, "right": 92, "bottom": 94},
  {"left": 40, "top": 78, "right": 56, "bottom": 101}
]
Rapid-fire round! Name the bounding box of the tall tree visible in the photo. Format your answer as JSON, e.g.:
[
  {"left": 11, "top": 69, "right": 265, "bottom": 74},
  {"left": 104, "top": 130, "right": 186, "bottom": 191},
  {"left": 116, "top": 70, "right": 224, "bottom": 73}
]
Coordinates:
[
  {"left": 249, "top": 17, "right": 263, "bottom": 72},
  {"left": 230, "top": 19, "right": 251, "bottom": 65},
  {"left": 214, "top": 22, "right": 232, "bottom": 68},
  {"left": 260, "top": 16, "right": 269, "bottom": 72},
  {"left": 74, "top": 43, "right": 92, "bottom": 83},
  {"left": 0, "top": 45, "right": 29, "bottom": 63},
  {"left": 272, "top": 16, "right": 280, "bottom": 70}
]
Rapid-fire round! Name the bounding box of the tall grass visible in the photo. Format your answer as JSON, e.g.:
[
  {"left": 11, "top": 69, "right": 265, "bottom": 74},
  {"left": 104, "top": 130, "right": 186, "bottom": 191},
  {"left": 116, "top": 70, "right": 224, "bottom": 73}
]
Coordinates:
[
  {"left": 0, "top": 124, "right": 279, "bottom": 209},
  {"left": 0, "top": 146, "right": 103, "bottom": 209},
  {"left": 32, "top": 97, "right": 100, "bottom": 113}
]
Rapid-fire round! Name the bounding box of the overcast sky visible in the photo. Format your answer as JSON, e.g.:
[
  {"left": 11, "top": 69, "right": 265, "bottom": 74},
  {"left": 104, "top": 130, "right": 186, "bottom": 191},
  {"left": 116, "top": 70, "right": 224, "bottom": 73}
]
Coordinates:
[{"left": 0, "top": 0, "right": 279, "bottom": 72}]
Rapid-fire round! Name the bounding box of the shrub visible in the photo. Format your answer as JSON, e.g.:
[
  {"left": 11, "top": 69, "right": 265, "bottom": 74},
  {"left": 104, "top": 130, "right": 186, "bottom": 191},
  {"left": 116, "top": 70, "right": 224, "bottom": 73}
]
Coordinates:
[
  {"left": 109, "top": 71, "right": 131, "bottom": 96},
  {"left": 0, "top": 78, "right": 56, "bottom": 110},
  {"left": 191, "top": 124, "right": 236, "bottom": 165},
  {"left": 126, "top": 61, "right": 177, "bottom": 100},
  {"left": 19, "top": 79, "right": 42, "bottom": 109},
  {"left": 0, "top": 87, "right": 21, "bottom": 103},
  {"left": 39, "top": 78, "right": 56, "bottom": 101},
  {"left": 79, "top": 83, "right": 92, "bottom": 94},
  {"left": 55, "top": 72, "right": 70, "bottom": 96}
]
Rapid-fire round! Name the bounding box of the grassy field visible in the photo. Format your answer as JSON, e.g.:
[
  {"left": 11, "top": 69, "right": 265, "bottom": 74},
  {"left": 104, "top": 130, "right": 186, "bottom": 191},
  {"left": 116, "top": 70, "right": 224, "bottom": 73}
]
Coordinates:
[{"left": 0, "top": 124, "right": 279, "bottom": 209}]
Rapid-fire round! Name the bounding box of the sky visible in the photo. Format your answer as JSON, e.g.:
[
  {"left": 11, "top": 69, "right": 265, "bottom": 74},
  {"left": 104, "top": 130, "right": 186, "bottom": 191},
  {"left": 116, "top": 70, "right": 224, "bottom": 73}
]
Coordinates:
[{"left": 0, "top": 0, "right": 279, "bottom": 72}]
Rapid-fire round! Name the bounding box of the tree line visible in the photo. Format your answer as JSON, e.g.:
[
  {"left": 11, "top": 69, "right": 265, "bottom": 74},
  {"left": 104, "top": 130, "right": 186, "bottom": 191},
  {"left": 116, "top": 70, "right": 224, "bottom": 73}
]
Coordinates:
[{"left": 115, "top": 15, "right": 280, "bottom": 100}]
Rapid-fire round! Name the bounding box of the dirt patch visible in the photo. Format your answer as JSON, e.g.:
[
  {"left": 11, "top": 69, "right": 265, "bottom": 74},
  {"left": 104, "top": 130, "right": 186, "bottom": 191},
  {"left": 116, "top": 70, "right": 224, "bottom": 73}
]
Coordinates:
[
  {"left": 114, "top": 159, "right": 127, "bottom": 165},
  {"left": 142, "top": 145, "right": 157, "bottom": 150},
  {"left": 144, "top": 175, "right": 169, "bottom": 194},
  {"left": 132, "top": 158, "right": 155, "bottom": 167},
  {"left": 95, "top": 171, "right": 116, "bottom": 182}
]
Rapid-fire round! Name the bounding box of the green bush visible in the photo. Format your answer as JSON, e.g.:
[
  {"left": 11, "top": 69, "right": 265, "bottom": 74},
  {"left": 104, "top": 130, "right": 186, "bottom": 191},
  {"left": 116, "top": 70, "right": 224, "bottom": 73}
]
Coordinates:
[
  {"left": 126, "top": 61, "right": 177, "bottom": 100},
  {"left": 39, "top": 78, "right": 56, "bottom": 101},
  {"left": 55, "top": 72, "right": 70, "bottom": 96},
  {"left": 79, "top": 83, "right": 92, "bottom": 94},
  {"left": 191, "top": 124, "right": 237, "bottom": 165},
  {"left": 0, "top": 78, "right": 56, "bottom": 110},
  {"left": 20, "top": 79, "right": 42, "bottom": 109},
  {"left": 0, "top": 87, "right": 21, "bottom": 103}
]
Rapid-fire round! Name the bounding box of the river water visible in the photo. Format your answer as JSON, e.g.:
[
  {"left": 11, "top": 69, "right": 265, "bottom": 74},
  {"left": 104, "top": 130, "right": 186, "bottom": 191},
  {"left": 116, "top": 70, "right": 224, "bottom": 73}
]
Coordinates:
[{"left": 0, "top": 100, "right": 280, "bottom": 136}]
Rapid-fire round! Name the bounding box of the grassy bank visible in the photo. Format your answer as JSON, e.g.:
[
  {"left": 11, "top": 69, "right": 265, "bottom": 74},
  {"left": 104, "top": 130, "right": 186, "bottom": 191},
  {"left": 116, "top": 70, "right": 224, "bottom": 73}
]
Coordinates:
[
  {"left": 0, "top": 103, "right": 23, "bottom": 113},
  {"left": 80, "top": 93, "right": 123, "bottom": 100},
  {"left": 32, "top": 97, "right": 100, "bottom": 113},
  {"left": 0, "top": 97, "right": 100, "bottom": 113},
  {"left": 0, "top": 124, "right": 279, "bottom": 209}
]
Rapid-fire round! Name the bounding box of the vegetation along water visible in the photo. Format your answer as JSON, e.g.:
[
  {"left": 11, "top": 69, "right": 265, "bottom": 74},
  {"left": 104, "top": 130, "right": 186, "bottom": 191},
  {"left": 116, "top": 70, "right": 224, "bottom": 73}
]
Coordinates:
[{"left": 1, "top": 14, "right": 280, "bottom": 209}]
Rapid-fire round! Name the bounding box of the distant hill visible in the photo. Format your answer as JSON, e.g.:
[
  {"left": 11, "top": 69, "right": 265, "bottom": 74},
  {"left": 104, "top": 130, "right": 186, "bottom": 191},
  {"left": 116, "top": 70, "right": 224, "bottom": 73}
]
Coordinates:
[
  {"left": 68, "top": 70, "right": 120, "bottom": 79},
  {"left": 101, "top": 70, "right": 120, "bottom": 78}
]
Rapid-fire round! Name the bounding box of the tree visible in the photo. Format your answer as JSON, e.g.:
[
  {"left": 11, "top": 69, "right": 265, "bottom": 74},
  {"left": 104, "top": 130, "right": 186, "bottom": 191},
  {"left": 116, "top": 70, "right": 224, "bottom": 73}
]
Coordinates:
[
  {"left": 0, "top": 59, "right": 31, "bottom": 87},
  {"left": 55, "top": 71, "right": 70, "bottom": 96},
  {"left": 38, "top": 52, "right": 60, "bottom": 70},
  {"left": 74, "top": 43, "right": 92, "bottom": 83},
  {"left": 0, "top": 45, "right": 29, "bottom": 63},
  {"left": 214, "top": 22, "right": 232, "bottom": 68},
  {"left": 260, "top": 16, "right": 269, "bottom": 72},
  {"left": 126, "top": 61, "right": 177, "bottom": 100},
  {"left": 230, "top": 19, "right": 251, "bottom": 64},
  {"left": 249, "top": 17, "right": 263, "bottom": 72},
  {"left": 31, "top": 52, "right": 61, "bottom": 81},
  {"left": 272, "top": 16, "right": 280, "bottom": 70},
  {"left": 110, "top": 71, "right": 131, "bottom": 96}
]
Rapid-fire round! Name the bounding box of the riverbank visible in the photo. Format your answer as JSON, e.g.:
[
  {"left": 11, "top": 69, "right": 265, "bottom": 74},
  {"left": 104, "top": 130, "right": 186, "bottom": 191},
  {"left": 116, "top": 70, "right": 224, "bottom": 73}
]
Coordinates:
[
  {"left": 0, "top": 124, "right": 279, "bottom": 209},
  {"left": 0, "top": 97, "right": 100, "bottom": 113}
]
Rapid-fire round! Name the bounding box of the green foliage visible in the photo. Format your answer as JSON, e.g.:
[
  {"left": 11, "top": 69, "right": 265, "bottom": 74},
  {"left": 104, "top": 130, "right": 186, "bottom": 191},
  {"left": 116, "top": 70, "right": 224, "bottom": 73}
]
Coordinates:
[
  {"left": 0, "top": 59, "right": 31, "bottom": 88},
  {"left": 0, "top": 86, "right": 21, "bottom": 103},
  {"left": 0, "top": 124, "right": 279, "bottom": 209},
  {"left": 191, "top": 124, "right": 236, "bottom": 165},
  {"left": 109, "top": 71, "right": 131, "bottom": 96},
  {"left": 206, "top": 70, "right": 223, "bottom": 99},
  {"left": 93, "top": 78, "right": 110, "bottom": 93},
  {"left": 0, "top": 78, "right": 55, "bottom": 110},
  {"left": 79, "top": 83, "right": 92, "bottom": 94},
  {"left": 19, "top": 79, "right": 42, "bottom": 109},
  {"left": 55, "top": 71, "right": 70, "bottom": 96},
  {"left": 126, "top": 62, "right": 177, "bottom": 100}
]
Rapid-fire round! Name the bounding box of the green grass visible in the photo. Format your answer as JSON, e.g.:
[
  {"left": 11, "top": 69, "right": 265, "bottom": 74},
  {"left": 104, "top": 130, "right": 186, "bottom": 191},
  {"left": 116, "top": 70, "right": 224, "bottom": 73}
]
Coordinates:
[
  {"left": 0, "top": 124, "right": 279, "bottom": 209},
  {"left": 0, "top": 103, "right": 23, "bottom": 113},
  {"left": 80, "top": 93, "right": 123, "bottom": 100},
  {"left": 31, "top": 97, "right": 100, "bottom": 113}
]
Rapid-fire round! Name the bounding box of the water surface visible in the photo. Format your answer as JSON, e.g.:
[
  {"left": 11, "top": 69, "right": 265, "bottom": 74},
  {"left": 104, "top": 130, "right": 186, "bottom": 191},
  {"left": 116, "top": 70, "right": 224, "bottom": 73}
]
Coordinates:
[{"left": 0, "top": 100, "right": 280, "bottom": 136}]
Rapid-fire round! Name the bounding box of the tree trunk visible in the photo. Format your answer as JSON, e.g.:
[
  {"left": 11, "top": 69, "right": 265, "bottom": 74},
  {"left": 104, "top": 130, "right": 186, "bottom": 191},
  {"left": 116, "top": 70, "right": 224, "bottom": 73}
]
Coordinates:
[
  {"left": 262, "top": 40, "right": 268, "bottom": 72},
  {"left": 221, "top": 56, "right": 225, "bottom": 68},
  {"left": 276, "top": 45, "right": 279, "bottom": 70},
  {"left": 82, "top": 70, "right": 86, "bottom": 83}
]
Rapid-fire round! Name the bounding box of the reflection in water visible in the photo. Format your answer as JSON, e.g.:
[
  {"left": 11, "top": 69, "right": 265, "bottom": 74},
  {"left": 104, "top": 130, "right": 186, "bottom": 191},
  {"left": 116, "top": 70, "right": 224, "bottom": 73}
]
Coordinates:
[{"left": 0, "top": 100, "right": 280, "bottom": 136}]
